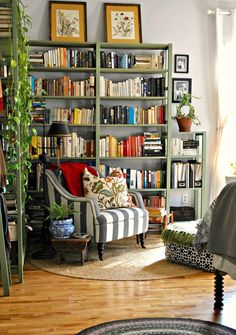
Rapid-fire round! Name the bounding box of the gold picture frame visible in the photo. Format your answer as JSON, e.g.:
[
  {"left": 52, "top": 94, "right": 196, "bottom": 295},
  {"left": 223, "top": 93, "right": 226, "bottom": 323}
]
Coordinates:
[
  {"left": 49, "top": 1, "right": 87, "bottom": 42},
  {"left": 104, "top": 3, "right": 142, "bottom": 44}
]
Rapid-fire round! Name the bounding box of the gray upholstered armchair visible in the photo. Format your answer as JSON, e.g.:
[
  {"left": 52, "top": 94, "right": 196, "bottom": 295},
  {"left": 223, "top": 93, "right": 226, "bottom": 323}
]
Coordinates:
[{"left": 45, "top": 168, "right": 149, "bottom": 260}]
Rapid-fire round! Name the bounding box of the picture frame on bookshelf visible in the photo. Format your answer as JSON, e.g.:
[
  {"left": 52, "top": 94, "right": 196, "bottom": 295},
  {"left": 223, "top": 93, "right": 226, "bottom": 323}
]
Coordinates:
[
  {"left": 172, "top": 78, "right": 192, "bottom": 103},
  {"left": 49, "top": 1, "right": 87, "bottom": 42},
  {"left": 104, "top": 3, "right": 142, "bottom": 43},
  {"left": 174, "top": 54, "right": 189, "bottom": 73}
]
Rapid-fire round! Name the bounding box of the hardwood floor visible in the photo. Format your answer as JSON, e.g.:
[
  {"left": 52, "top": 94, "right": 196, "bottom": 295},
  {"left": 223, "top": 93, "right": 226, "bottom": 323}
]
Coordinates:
[{"left": 1, "top": 262, "right": 236, "bottom": 335}]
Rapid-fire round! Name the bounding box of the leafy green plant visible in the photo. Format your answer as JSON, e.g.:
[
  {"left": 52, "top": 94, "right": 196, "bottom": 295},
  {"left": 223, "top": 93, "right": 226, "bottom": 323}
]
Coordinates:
[
  {"left": 45, "top": 203, "right": 79, "bottom": 221},
  {"left": 172, "top": 93, "right": 201, "bottom": 125},
  {"left": 230, "top": 162, "right": 236, "bottom": 175},
  {"left": 4, "top": 1, "right": 33, "bottom": 204}
]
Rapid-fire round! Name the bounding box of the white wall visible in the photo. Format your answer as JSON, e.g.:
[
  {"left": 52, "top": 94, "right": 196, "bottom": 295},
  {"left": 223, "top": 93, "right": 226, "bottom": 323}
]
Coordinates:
[{"left": 22, "top": 0, "right": 236, "bottom": 207}]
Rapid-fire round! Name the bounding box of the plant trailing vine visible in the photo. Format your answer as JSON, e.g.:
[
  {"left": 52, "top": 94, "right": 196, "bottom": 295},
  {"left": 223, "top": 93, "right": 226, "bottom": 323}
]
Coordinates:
[
  {"left": 4, "top": 0, "right": 34, "bottom": 203},
  {"left": 172, "top": 93, "right": 201, "bottom": 126}
]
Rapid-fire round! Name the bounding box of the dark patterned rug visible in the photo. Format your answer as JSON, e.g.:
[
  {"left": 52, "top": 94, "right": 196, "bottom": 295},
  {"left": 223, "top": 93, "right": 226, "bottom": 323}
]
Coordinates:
[{"left": 76, "top": 318, "right": 236, "bottom": 335}]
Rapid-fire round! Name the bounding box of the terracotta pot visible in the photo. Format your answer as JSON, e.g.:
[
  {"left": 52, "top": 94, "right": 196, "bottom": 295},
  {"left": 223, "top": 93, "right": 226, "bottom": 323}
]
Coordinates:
[{"left": 176, "top": 117, "right": 192, "bottom": 132}]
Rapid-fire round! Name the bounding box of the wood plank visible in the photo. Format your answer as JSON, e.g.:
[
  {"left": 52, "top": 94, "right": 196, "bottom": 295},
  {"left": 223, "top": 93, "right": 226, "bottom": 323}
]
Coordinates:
[{"left": 0, "top": 262, "right": 236, "bottom": 334}]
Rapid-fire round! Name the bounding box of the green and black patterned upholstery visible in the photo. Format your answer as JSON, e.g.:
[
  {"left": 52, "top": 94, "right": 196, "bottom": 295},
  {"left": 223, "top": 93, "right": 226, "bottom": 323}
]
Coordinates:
[{"left": 162, "top": 221, "right": 213, "bottom": 272}]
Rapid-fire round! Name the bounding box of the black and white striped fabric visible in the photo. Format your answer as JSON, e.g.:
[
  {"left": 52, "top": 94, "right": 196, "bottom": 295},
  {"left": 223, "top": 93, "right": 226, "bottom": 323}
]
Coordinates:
[
  {"left": 46, "top": 169, "right": 149, "bottom": 244},
  {"left": 96, "top": 207, "right": 148, "bottom": 243}
]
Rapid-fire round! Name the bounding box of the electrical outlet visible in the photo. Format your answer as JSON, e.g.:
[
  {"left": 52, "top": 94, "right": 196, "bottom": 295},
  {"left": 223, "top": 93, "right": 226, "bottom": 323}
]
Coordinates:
[{"left": 182, "top": 194, "right": 188, "bottom": 204}]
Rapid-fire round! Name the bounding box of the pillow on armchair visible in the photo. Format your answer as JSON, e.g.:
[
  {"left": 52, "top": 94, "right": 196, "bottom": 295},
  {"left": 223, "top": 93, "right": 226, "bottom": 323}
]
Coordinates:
[
  {"left": 59, "top": 162, "right": 98, "bottom": 196},
  {"left": 82, "top": 167, "right": 130, "bottom": 209}
]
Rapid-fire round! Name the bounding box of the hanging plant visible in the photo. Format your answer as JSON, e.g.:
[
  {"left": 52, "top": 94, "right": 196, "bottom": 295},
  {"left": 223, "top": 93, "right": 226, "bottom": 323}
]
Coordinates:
[{"left": 4, "top": 0, "right": 34, "bottom": 203}]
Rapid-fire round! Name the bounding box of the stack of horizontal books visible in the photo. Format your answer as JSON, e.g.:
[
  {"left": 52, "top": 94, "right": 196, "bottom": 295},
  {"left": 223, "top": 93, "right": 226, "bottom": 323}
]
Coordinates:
[
  {"left": 146, "top": 207, "right": 167, "bottom": 232},
  {"left": 143, "top": 132, "right": 164, "bottom": 156}
]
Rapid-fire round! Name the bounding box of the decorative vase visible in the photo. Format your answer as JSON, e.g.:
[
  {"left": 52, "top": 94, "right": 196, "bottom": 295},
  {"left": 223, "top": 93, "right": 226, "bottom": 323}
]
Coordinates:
[
  {"left": 49, "top": 218, "right": 74, "bottom": 239},
  {"left": 176, "top": 117, "right": 192, "bottom": 132}
]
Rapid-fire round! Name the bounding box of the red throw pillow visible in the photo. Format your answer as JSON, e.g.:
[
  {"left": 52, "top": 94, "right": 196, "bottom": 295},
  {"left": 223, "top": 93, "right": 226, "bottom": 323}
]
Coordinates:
[{"left": 60, "top": 162, "right": 98, "bottom": 196}]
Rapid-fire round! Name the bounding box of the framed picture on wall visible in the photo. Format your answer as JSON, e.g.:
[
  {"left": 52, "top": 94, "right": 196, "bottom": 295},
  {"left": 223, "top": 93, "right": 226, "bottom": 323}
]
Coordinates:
[
  {"left": 174, "top": 54, "right": 189, "bottom": 73},
  {"left": 172, "top": 78, "right": 192, "bottom": 103},
  {"left": 104, "top": 3, "right": 142, "bottom": 43},
  {"left": 49, "top": 1, "right": 87, "bottom": 42}
]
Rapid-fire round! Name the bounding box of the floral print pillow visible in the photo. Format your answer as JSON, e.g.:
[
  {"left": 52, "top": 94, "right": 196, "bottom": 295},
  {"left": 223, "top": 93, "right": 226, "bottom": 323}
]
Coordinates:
[{"left": 82, "top": 168, "right": 129, "bottom": 209}]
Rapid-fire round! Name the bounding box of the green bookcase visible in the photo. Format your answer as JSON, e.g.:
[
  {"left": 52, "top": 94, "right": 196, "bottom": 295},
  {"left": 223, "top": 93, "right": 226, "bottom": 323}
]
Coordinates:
[{"left": 27, "top": 40, "right": 206, "bottom": 231}]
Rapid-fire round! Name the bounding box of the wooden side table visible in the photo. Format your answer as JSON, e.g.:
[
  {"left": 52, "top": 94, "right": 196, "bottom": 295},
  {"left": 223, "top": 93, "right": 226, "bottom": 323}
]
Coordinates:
[{"left": 51, "top": 235, "right": 92, "bottom": 265}]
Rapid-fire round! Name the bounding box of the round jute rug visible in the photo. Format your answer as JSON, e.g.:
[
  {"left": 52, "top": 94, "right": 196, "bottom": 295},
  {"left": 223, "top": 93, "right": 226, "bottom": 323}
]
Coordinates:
[
  {"left": 75, "top": 318, "right": 236, "bottom": 335},
  {"left": 30, "top": 236, "right": 202, "bottom": 281}
]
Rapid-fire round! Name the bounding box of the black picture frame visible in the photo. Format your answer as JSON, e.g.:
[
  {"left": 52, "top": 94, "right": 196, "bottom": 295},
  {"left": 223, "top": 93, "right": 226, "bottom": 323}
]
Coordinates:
[
  {"left": 172, "top": 78, "right": 192, "bottom": 103},
  {"left": 174, "top": 54, "right": 189, "bottom": 73}
]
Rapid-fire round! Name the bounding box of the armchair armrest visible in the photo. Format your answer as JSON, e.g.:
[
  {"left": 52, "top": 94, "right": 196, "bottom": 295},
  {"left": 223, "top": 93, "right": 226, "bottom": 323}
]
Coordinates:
[
  {"left": 128, "top": 190, "right": 145, "bottom": 209},
  {"left": 45, "top": 169, "right": 101, "bottom": 218}
]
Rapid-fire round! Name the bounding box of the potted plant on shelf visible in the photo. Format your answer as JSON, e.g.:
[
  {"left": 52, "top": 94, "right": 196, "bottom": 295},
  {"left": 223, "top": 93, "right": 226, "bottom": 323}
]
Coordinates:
[
  {"left": 45, "top": 203, "right": 78, "bottom": 239},
  {"left": 172, "top": 93, "right": 201, "bottom": 132}
]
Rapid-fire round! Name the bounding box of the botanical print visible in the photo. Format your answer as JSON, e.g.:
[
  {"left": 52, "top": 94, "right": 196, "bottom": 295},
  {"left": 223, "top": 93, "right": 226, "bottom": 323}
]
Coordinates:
[
  {"left": 111, "top": 11, "right": 135, "bottom": 39},
  {"left": 56, "top": 9, "right": 80, "bottom": 37}
]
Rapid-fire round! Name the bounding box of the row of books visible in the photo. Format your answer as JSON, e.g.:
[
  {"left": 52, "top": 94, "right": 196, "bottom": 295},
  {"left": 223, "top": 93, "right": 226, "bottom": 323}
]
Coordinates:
[
  {"left": 0, "top": 5, "right": 11, "bottom": 38},
  {"left": 127, "top": 169, "right": 166, "bottom": 189},
  {"left": 100, "top": 104, "right": 166, "bottom": 125},
  {"left": 29, "top": 135, "right": 204, "bottom": 162},
  {"left": 99, "top": 76, "right": 166, "bottom": 97},
  {"left": 171, "top": 161, "right": 202, "bottom": 189},
  {"left": 30, "top": 135, "right": 95, "bottom": 159},
  {"left": 29, "top": 48, "right": 165, "bottom": 70},
  {"left": 30, "top": 107, "right": 95, "bottom": 125},
  {"left": 29, "top": 74, "right": 95, "bottom": 97},
  {"left": 171, "top": 137, "right": 201, "bottom": 156},
  {"left": 99, "top": 133, "right": 164, "bottom": 158},
  {"left": 100, "top": 51, "right": 165, "bottom": 70},
  {"left": 98, "top": 165, "right": 166, "bottom": 189},
  {"left": 29, "top": 75, "right": 165, "bottom": 97},
  {"left": 30, "top": 104, "right": 165, "bottom": 126},
  {"left": 30, "top": 131, "right": 165, "bottom": 160},
  {"left": 29, "top": 48, "right": 96, "bottom": 68},
  {"left": 143, "top": 195, "right": 166, "bottom": 209}
]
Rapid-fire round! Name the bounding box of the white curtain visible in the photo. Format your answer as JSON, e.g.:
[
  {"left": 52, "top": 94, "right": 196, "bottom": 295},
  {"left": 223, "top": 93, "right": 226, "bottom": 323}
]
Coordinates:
[{"left": 210, "top": 8, "right": 236, "bottom": 202}]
